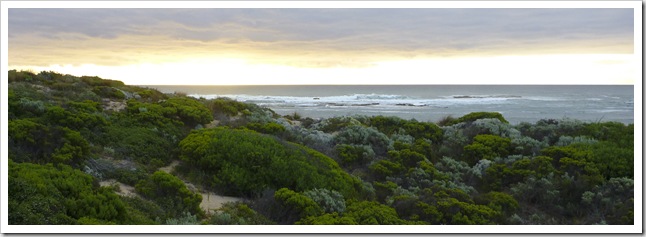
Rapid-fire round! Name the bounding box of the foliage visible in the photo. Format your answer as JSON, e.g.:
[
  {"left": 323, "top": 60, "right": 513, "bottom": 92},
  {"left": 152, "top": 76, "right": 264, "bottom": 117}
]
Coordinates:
[
  {"left": 160, "top": 96, "right": 214, "bottom": 127},
  {"left": 210, "top": 202, "right": 274, "bottom": 225},
  {"left": 296, "top": 212, "right": 358, "bottom": 225},
  {"left": 463, "top": 134, "right": 512, "bottom": 165},
  {"left": 9, "top": 119, "right": 90, "bottom": 166},
  {"left": 273, "top": 188, "right": 324, "bottom": 224},
  {"left": 135, "top": 171, "right": 204, "bottom": 219},
  {"left": 9, "top": 160, "right": 127, "bottom": 224},
  {"left": 303, "top": 188, "right": 347, "bottom": 214},
  {"left": 163, "top": 212, "right": 200, "bottom": 225},
  {"left": 92, "top": 86, "right": 126, "bottom": 99},
  {"left": 7, "top": 70, "right": 634, "bottom": 226},
  {"left": 105, "top": 124, "right": 177, "bottom": 168},
  {"left": 516, "top": 118, "right": 586, "bottom": 146},
  {"left": 335, "top": 144, "right": 375, "bottom": 168},
  {"left": 85, "top": 158, "right": 150, "bottom": 186},
  {"left": 313, "top": 116, "right": 363, "bottom": 133},
  {"left": 178, "top": 128, "right": 363, "bottom": 198},
  {"left": 471, "top": 118, "right": 521, "bottom": 138},
  {"left": 580, "top": 177, "right": 633, "bottom": 224},
  {"left": 342, "top": 201, "right": 408, "bottom": 225},
  {"left": 296, "top": 200, "right": 412, "bottom": 225},
  {"left": 410, "top": 186, "right": 501, "bottom": 225},
  {"left": 369, "top": 159, "right": 405, "bottom": 181},
  {"left": 206, "top": 97, "right": 250, "bottom": 117},
  {"left": 388, "top": 149, "right": 427, "bottom": 168},
  {"left": 445, "top": 112, "right": 509, "bottom": 126},
  {"left": 120, "top": 196, "right": 164, "bottom": 224},
  {"left": 244, "top": 122, "right": 286, "bottom": 136},
  {"left": 584, "top": 142, "right": 633, "bottom": 179},
  {"left": 581, "top": 122, "right": 633, "bottom": 148},
  {"left": 334, "top": 125, "right": 392, "bottom": 156}
]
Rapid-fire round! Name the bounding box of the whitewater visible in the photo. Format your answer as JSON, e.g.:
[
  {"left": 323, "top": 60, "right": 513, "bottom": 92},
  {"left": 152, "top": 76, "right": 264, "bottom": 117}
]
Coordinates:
[{"left": 145, "top": 85, "right": 634, "bottom": 124}]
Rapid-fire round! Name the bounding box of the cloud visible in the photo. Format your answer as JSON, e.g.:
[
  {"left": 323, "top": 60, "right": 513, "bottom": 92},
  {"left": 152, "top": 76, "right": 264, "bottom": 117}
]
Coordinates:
[{"left": 8, "top": 8, "right": 634, "bottom": 68}]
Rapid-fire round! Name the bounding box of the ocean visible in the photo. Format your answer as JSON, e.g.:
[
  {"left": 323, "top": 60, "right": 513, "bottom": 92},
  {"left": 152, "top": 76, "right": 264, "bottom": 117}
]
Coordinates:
[{"left": 144, "top": 85, "right": 635, "bottom": 125}]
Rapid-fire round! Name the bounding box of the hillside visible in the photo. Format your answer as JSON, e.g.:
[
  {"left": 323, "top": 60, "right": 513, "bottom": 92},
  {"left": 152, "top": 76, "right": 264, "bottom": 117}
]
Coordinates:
[{"left": 7, "top": 70, "right": 634, "bottom": 225}]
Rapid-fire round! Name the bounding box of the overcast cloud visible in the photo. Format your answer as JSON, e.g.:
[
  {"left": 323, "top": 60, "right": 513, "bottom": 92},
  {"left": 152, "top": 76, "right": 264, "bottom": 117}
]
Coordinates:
[{"left": 8, "top": 8, "right": 634, "bottom": 67}]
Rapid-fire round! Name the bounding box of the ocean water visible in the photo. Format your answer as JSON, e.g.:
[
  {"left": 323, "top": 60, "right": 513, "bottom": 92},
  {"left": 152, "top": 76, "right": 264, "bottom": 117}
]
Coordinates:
[{"left": 146, "top": 85, "right": 635, "bottom": 124}]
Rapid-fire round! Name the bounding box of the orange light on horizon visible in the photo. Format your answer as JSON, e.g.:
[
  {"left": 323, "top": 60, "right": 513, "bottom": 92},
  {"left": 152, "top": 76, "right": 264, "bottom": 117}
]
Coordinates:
[{"left": 9, "top": 54, "right": 637, "bottom": 86}]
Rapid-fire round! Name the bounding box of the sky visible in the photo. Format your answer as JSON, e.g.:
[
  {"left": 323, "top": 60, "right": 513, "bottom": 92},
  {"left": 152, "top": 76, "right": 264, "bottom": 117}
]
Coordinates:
[{"left": 6, "top": 4, "right": 639, "bottom": 85}]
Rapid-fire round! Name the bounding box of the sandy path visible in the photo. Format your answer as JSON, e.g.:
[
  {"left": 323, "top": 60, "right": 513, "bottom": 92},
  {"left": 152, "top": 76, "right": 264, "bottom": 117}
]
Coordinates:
[
  {"left": 99, "top": 179, "right": 139, "bottom": 198},
  {"left": 98, "top": 160, "right": 243, "bottom": 216},
  {"left": 158, "top": 160, "right": 243, "bottom": 214},
  {"left": 199, "top": 192, "right": 243, "bottom": 214},
  {"left": 158, "top": 160, "right": 180, "bottom": 173}
]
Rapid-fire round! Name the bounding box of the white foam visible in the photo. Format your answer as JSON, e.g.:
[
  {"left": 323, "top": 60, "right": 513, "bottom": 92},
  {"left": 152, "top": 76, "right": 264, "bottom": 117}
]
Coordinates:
[{"left": 189, "top": 92, "right": 545, "bottom": 108}]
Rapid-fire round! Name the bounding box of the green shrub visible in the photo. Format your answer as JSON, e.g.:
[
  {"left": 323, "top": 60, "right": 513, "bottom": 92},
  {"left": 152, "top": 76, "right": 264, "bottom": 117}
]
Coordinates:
[
  {"left": 296, "top": 200, "right": 410, "bottom": 225},
  {"left": 8, "top": 69, "right": 37, "bottom": 83},
  {"left": 135, "top": 171, "right": 204, "bottom": 219},
  {"left": 335, "top": 144, "right": 375, "bottom": 168},
  {"left": 296, "top": 212, "right": 358, "bottom": 224},
  {"left": 106, "top": 125, "right": 176, "bottom": 167},
  {"left": 9, "top": 119, "right": 90, "bottom": 166},
  {"left": 303, "top": 188, "right": 346, "bottom": 214},
  {"left": 120, "top": 196, "right": 165, "bottom": 224},
  {"left": 367, "top": 116, "right": 406, "bottom": 136},
  {"left": 178, "top": 128, "right": 363, "bottom": 198},
  {"left": 9, "top": 160, "right": 127, "bottom": 224},
  {"left": 334, "top": 125, "right": 392, "bottom": 156},
  {"left": 447, "top": 112, "right": 509, "bottom": 126},
  {"left": 245, "top": 122, "right": 286, "bottom": 135},
  {"left": 206, "top": 97, "right": 249, "bottom": 117},
  {"left": 463, "top": 134, "right": 512, "bottom": 165},
  {"left": 273, "top": 188, "right": 324, "bottom": 224},
  {"left": 210, "top": 202, "right": 274, "bottom": 225},
  {"left": 136, "top": 89, "right": 167, "bottom": 102},
  {"left": 93, "top": 86, "right": 126, "bottom": 99},
  {"left": 80, "top": 75, "right": 125, "bottom": 87},
  {"left": 342, "top": 200, "right": 407, "bottom": 225},
  {"left": 315, "top": 116, "right": 363, "bottom": 133},
  {"left": 161, "top": 97, "right": 213, "bottom": 127},
  {"left": 163, "top": 212, "right": 199, "bottom": 225}
]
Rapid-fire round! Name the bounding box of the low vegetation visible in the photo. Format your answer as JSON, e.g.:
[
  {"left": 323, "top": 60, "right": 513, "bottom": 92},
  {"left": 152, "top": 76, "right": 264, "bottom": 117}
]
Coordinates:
[{"left": 8, "top": 70, "right": 634, "bottom": 225}]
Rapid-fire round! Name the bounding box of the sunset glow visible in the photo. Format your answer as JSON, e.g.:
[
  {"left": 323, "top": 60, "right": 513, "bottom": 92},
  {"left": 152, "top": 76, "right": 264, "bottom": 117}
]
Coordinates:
[{"left": 4, "top": 2, "right": 640, "bottom": 85}]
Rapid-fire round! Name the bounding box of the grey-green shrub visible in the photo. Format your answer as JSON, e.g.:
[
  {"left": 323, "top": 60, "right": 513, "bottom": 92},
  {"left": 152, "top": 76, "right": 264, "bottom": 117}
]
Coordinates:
[
  {"left": 555, "top": 135, "right": 598, "bottom": 147},
  {"left": 303, "top": 188, "right": 346, "bottom": 214},
  {"left": 334, "top": 125, "right": 392, "bottom": 156}
]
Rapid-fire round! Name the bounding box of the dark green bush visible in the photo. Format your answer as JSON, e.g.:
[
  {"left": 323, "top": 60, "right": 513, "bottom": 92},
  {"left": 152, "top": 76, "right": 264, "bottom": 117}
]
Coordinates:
[
  {"left": 244, "top": 122, "right": 286, "bottom": 135},
  {"left": 209, "top": 202, "right": 274, "bottom": 225},
  {"left": 9, "top": 119, "right": 90, "bottom": 166},
  {"left": 335, "top": 144, "right": 375, "bottom": 168},
  {"left": 80, "top": 75, "right": 125, "bottom": 87},
  {"left": 105, "top": 125, "right": 176, "bottom": 168},
  {"left": 161, "top": 96, "right": 214, "bottom": 127},
  {"left": 93, "top": 86, "right": 126, "bottom": 99},
  {"left": 9, "top": 160, "right": 127, "bottom": 224},
  {"left": 135, "top": 171, "right": 203, "bottom": 219},
  {"left": 8, "top": 69, "right": 37, "bottom": 83},
  {"left": 206, "top": 97, "right": 249, "bottom": 117},
  {"left": 463, "top": 134, "right": 512, "bottom": 165},
  {"left": 178, "top": 128, "right": 363, "bottom": 199},
  {"left": 447, "top": 112, "right": 509, "bottom": 126}
]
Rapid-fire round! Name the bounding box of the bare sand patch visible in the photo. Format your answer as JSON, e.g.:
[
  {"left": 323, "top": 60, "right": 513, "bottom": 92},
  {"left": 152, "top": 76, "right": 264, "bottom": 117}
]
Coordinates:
[
  {"left": 99, "top": 179, "right": 138, "bottom": 198},
  {"left": 158, "top": 160, "right": 243, "bottom": 214},
  {"left": 205, "top": 120, "right": 220, "bottom": 128},
  {"left": 158, "top": 160, "right": 180, "bottom": 174},
  {"left": 199, "top": 192, "right": 243, "bottom": 215},
  {"left": 102, "top": 99, "right": 126, "bottom": 112}
]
